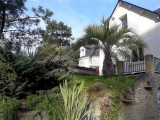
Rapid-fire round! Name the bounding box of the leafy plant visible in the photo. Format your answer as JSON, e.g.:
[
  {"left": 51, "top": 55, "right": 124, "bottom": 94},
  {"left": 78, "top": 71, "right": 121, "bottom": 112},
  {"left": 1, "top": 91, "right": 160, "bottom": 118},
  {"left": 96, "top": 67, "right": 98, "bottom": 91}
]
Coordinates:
[
  {"left": 26, "top": 87, "right": 63, "bottom": 120},
  {"left": 60, "top": 80, "right": 90, "bottom": 120},
  {"left": 26, "top": 94, "right": 43, "bottom": 108},
  {"left": 0, "top": 96, "right": 21, "bottom": 120}
]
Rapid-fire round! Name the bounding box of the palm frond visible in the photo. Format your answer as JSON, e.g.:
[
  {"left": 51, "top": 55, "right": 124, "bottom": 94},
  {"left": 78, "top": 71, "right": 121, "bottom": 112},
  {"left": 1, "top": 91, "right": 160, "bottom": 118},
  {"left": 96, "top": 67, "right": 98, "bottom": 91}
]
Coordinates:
[
  {"left": 84, "top": 25, "right": 103, "bottom": 42},
  {"left": 89, "top": 45, "right": 100, "bottom": 58},
  {"left": 121, "top": 35, "right": 148, "bottom": 51},
  {"left": 72, "top": 37, "right": 88, "bottom": 50}
]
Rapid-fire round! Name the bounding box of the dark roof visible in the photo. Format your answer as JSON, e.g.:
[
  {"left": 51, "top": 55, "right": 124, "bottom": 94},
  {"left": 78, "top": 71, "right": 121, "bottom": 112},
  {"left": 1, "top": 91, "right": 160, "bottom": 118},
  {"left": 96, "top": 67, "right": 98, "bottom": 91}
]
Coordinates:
[
  {"left": 110, "top": 0, "right": 160, "bottom": 18},
  {"left": 154, "top": 8, "right": 160, "bottom": 13},
  {"left": 72, "top": 66, "right": 96, "bottom": 71},
  {"left": 85, "top": 45, "right": 93, "bottom": 49}
]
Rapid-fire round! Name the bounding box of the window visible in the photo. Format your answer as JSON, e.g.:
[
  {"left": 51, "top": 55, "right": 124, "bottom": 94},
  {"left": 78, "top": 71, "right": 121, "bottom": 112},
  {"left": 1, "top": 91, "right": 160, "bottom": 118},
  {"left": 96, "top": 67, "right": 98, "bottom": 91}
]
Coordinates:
[
  {"left": 122, "top": 17, "right": 128, "bottom": 28},
  {"left": 132, "top": 49, "right": 138, "bottom": 62},
  {"left": 120, "top": 14, "right": 128, "bottom": 28},
  {"left": 132, "top": 47, "right": 144, "bottom": 62},
  {"left": 157, "top": 88, "right": 160, "bottom": 104},
  {"left": 139, "top": 47, "right": 144, "bottom": 61},
  {"left": 80, "top": 48, "right": 85, "bottom": 57},
  {"left": 85, "top": 48, "right": 100, "bottom": 56}
]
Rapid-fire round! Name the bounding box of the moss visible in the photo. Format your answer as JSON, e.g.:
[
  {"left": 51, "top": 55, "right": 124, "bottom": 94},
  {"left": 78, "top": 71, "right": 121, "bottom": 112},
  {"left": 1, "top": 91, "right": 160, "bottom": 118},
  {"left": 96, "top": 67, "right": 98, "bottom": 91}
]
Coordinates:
[{"left": 70, "top": 75, "right": 135, "bottom": 120}]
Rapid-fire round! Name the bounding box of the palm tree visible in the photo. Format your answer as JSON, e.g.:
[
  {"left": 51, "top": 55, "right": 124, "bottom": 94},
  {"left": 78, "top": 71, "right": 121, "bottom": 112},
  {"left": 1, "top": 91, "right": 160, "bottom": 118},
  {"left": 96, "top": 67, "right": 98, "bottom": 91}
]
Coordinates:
[{"left": 74, "top": 18, "right": 147, "bottom": 77}]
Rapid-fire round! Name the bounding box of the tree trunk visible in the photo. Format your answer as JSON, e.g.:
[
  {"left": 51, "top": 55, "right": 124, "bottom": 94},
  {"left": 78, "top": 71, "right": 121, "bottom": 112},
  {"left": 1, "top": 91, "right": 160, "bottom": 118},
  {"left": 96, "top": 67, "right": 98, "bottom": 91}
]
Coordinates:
[
  {"left": 0, "top": 7, "right": 6, "bottom": 35},
  {"left": 102, "top": 51, "right": 115, "bottom": 77}
]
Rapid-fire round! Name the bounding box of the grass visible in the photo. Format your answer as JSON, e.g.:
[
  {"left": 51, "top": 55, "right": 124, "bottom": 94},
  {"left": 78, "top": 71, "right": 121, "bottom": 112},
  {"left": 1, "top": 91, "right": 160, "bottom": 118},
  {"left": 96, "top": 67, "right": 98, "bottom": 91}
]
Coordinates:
[
  {"left": 69, "top": 75, "right": 135, "bottom": 120},
  {"left": 70, "top": 75, "right": 135, "bottom": 95}
]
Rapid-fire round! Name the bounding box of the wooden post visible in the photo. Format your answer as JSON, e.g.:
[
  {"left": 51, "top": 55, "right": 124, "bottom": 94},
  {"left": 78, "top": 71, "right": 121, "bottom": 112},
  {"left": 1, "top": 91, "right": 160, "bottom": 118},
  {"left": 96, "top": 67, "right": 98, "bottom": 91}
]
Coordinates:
[{"left": 117, "top": 61, "right": 124, "bottom": 75}]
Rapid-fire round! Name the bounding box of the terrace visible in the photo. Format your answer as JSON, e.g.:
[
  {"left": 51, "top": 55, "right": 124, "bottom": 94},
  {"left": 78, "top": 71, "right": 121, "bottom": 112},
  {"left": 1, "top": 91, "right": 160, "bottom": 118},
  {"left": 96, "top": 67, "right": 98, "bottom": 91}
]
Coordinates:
[{"left": 117, "top": 54, "right": 160, "bottom": 75}]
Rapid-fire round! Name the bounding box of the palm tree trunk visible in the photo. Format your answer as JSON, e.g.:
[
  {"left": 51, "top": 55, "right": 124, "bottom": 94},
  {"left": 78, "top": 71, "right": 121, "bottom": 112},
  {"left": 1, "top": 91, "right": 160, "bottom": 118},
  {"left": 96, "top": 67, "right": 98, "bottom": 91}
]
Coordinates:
[{"left": 102, "top": 51, "right": 115, "bottom": 77}]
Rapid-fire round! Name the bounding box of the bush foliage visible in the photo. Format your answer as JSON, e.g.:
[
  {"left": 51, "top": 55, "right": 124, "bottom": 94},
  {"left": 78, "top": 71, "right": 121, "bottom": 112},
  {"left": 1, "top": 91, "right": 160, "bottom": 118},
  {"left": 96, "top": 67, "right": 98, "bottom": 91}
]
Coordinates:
[
  {"left": 0, "top": 95, "right": 21, "bottom": 120},
  {"left": 27, "top": 87, "right": 63, "bottom": 120},
  {"left": 0, "top": 45, "right": 72, "bottom": 98}
]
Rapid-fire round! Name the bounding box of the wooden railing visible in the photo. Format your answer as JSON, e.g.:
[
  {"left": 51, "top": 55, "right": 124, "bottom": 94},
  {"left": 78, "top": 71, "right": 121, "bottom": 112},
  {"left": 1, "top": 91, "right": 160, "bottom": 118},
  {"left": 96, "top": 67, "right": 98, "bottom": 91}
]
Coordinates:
[
  {"left": 117, "top": 55, "right": 160, "bottom": 75},
  {"left": 123, "top": 60, "right": 145, "bottom": 74}
]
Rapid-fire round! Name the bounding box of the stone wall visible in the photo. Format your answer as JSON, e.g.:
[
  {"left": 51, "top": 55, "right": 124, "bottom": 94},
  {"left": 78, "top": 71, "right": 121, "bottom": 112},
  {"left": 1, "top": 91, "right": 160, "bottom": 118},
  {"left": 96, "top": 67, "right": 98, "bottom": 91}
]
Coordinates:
[
  {"left": 0, "top": 111, "right": 48, "bottom": 120},
  {"left": 119, "top": 73, "right": 160, "bottom": 120}
]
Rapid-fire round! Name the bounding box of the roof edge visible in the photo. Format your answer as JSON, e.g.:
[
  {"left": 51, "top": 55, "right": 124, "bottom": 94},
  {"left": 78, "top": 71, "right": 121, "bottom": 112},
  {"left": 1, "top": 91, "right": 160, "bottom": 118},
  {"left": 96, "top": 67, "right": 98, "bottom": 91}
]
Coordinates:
[{"left": 110, "top": 0, "right": 160, "bottom": 20}]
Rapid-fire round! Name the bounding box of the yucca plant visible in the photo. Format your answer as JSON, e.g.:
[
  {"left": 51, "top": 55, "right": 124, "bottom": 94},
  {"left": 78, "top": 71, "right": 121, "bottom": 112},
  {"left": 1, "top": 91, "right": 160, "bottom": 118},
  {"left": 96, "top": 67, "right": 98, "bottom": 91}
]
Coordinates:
[{"left": 60, "top": 81, "right": 90, "bottom": 120}]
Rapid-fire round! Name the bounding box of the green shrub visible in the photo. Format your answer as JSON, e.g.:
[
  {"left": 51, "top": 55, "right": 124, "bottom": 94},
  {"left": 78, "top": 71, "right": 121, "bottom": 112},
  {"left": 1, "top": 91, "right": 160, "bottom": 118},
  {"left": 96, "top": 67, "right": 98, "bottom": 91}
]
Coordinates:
[
  {"left": 26, "top": 94, "right": 43, "bottom": 108},
  {"left": 0, "top": 97, "right": 21, "bottom": 120},
  {"left": 26, "top": 87, "right": 63, "bottom": 120}
]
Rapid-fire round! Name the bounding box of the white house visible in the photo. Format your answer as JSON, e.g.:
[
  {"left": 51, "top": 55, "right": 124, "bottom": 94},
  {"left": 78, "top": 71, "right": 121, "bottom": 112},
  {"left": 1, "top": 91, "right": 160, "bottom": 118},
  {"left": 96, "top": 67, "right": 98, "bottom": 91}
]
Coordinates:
[{"left": 79, "top": 0, "right": 160, "bottom": 75}]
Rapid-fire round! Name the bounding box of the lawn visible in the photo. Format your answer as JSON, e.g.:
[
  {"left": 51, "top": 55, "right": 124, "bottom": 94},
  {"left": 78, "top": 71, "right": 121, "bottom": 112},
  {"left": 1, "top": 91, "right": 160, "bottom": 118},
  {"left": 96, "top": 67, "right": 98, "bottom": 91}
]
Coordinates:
[{"left": 70, "top": 75, "right": 135, "bottom": 95}]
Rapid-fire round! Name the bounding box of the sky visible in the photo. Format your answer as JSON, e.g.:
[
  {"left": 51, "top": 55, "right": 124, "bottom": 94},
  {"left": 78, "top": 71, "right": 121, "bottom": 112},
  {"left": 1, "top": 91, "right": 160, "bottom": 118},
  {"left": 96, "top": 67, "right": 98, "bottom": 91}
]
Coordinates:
[{"left": 26, "top": 0, "right": 160, "bottom": 40}]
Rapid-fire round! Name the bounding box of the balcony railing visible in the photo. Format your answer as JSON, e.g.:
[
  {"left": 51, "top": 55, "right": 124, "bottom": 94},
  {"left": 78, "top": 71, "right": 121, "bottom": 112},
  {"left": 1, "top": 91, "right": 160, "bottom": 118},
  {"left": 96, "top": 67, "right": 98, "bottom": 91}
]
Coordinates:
[
  {"left": 123, "top": 60, "right": 145, "bottom": 74},
  {"left": 117, "top": 55, "right": 160, "bottom": 75}
]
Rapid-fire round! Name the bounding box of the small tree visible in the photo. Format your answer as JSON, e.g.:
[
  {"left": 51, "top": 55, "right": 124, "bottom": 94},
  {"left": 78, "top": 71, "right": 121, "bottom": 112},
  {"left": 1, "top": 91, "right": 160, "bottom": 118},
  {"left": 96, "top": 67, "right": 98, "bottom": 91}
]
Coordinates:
[
  {"left": 74, "top": 18, "right": 147, "bottom": 77},
  {"left": 41, "top": 20, "right": 72, "bottom": 47},
  {"left": 0, "top": 0, "right": 53, "bottom": 55}
]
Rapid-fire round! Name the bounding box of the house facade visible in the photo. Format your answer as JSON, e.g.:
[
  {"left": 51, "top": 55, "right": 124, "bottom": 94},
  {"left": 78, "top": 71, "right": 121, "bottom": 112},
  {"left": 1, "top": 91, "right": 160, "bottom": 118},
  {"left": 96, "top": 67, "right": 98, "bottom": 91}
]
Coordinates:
[{"left": 79, "top": 0, "right": 160, "bottom": 75}]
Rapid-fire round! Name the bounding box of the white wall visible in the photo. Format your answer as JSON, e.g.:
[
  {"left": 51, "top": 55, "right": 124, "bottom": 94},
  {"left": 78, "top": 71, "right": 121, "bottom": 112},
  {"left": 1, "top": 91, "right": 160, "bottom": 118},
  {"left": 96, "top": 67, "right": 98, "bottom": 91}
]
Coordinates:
[
  {"left": 79, "top": 56, "right": 90, "bottom": 68},
  {"left": 89, "top": 56, "right": 100, "bottom": 67},
  {"left": 110, "top": 3, "right": 160, "bottom": 58},
  {"left": 79, "top": 55, "right": 100, "bottom": 68},
  {"left": 80, "top": 46, "right": 86, "bottom": 57}
]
